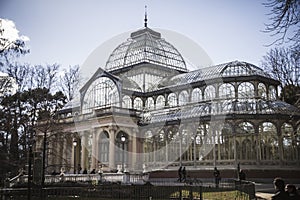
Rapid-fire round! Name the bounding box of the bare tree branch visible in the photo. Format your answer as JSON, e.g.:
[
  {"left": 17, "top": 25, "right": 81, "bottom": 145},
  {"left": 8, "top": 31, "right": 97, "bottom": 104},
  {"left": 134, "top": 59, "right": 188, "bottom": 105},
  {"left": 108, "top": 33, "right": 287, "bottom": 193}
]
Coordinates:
[{"left": 263, "top": 0, "right": 300, "bottom": 48}]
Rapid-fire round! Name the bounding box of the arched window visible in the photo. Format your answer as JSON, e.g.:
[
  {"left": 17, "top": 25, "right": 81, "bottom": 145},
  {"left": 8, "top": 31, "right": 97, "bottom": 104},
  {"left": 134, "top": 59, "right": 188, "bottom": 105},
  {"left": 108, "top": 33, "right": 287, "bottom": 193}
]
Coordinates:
[
  {"left": 144, "top": 130, "right": 154, "bottom": 163},
  {"left": 99, "top": 132, "right": 109, "bottom": 163},
  {"left": 259, "top": 122, "right": 279, "bottom": 161},
  {"left": 204, "top": 85, "right": 216, "bottom": 101},
  {"left": 133, "top": 97, "right": 143, "bottom": 110},
  {"left": 115, "top": 132, "right": 128, "bottom": 164},
  {"left": 238, "top": 82, "right": 254, "bottom": 99},
  {"left": 82, "top": 77, "right": 120, "bottom": 113},
  {"left": 195, "top": 123, "right": 214, "bottom": 160},
  {"left": 191, "top": 88, "right": 202, "bottom": 102},
  {"left": 179, "top": 90, "right": 189, "bottom": 106},
  {"left": 281, "top": 123, "right": 295, "bottom": 161},
  {"left": 219, "top": 83, "right": 235, "bottom": 99},
  {"left": 258, "top": 83, "right": 267, "bottom": 99},
  {"left": 236, "top": 122, "right": 256, "bottom": 161},
  {"left": 220, "top": 123, "right": 234, "bottom": 160},
  {"left": 236, "top": 122, "right": 255, "bottom": 134},
  {"left": 122, "top": 95, "right": 132, "bottom": 109},
  {"left": 145, "top": 97, "right": 155, "bottom": 110},
  {"left": 269, "top": 85, "right": 277, "bottom": 100},
  {"left": 167, "top": 93, "right": 177, "bottom": 107},
  {"left": 156, "top": 95, "right": 165, "bottom": 109}
]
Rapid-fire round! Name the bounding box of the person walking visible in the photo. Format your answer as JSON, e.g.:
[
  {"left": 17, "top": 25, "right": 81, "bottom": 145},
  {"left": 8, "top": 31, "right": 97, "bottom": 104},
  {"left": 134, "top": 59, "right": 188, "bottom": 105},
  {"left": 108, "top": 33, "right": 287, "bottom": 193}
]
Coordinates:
[
  {"left": 271, "top": 177, "right": 289, "bottom": 200},
  {"left": 213, "top": 167, "right": 220, "bottom": 188},
  {"left": 177, "top": 166, "right": 182, "bottom": 182},
  {"left": 182, "top": 167, "right": 186, "bottom": 182}
]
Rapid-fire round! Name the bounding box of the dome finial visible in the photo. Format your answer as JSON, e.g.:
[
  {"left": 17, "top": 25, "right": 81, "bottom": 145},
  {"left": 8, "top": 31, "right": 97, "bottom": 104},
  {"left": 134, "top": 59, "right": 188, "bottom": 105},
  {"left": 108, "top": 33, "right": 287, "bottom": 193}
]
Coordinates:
[{"left": 144, "top": 5, "right": 148, "bottom": 28}]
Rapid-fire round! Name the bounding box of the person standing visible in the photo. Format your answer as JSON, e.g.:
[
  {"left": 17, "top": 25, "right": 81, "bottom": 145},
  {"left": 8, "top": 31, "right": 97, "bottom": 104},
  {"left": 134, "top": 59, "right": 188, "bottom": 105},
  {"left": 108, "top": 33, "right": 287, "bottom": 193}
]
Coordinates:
[
  {"left": 271, "top": 177, "right": 289, "bottom": 200},
  {"left": 238, "top": 169, "right": 246, "bottom": 181},
  {"left": 213, "top": 167, "right": 220, "bottom": 188}
]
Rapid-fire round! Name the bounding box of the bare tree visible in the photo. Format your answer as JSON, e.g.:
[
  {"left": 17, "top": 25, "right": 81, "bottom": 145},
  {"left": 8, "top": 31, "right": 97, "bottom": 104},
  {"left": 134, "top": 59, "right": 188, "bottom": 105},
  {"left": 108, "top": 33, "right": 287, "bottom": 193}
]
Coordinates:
[
  {"left": 59, "top": 65, "right": 80, "bottom": 101},
  {"left": 264, "top": 0, "right": 300, "bottom": 49},
  {"left": 29, "top": 63, "right": 60, "bottom": 91},
  {"left": 5, "top": 63, "right": 30, "bottom": 92},
  {"left": 262, "top": 47, "right": 300, "bottom": 105},
  {"left": 0, "top": 74, "right": 17, "bottom": 96}
]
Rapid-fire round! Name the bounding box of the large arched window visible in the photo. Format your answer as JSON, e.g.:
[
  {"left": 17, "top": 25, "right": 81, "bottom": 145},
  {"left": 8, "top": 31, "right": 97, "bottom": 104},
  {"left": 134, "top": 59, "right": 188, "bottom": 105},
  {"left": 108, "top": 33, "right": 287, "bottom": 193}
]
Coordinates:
[
  {"left": 115, "top": 131, "right": 128, "bottom": 164},
  {"left": 236, "top": 122, "right": 256, "bottom": 160},
  {"left": 178, "top": 90, "right": 189, "bottom": 106},
  {"left": 191, "top": 88, "right": 202, "bottom": 102},
  {"left": 122, "top": 95, "right": 132, "bottom": 109},
  {"left": 258, "top": 83, "right": 267, "bottom": 100},
  {"left": 156, "top": 95, "right": 165, "bottom": 109},
  {"left": 259, "top": 122, "right": 279, "bottom": 161},
  {"left": 219, "top": 83, "right": 235, "bottom": 99},
  {"left": 195, "top": 123, "right": 214, "bottom": 161},
  {"left": 238, "top": 82, "right": 254, "bottom": 99},
  {"left": 82, "top": 76, "right": 119, "bottom": 113},
  {"left": 99, "top": 132, "right": 109, "bottom": 163},
  {"left": 204, "top": 85, "right": 216, "bottom": 101},
  {"left": 219, "top": 123, "right": 234, "bottom": 160},
  {"left": 167, "top": 93, "right": 177, "bottom": 107},
  {"left": 281, "top": 123, "right": 295, "bottom": 161}
]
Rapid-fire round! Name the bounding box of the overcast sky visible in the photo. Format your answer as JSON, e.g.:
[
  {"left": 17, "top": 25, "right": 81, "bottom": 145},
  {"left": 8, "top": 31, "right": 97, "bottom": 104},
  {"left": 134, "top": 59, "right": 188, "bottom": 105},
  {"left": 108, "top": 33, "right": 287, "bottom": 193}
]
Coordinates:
[{"left": 0, "top": 0, "right": 275, "bottom": 71}]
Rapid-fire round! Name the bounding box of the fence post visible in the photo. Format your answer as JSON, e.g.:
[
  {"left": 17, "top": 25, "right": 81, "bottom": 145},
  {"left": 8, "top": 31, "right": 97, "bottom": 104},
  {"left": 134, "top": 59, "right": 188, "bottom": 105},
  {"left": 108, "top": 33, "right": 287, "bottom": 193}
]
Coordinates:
[
  {"left": 179, "top": 186, "right": 182, "bottom": 199},
  {"left": 189, "top": 186, "right": 193, "bottom": 200},
  {"left": 199, "top": 186, "right": 203, "bottom": 200}
]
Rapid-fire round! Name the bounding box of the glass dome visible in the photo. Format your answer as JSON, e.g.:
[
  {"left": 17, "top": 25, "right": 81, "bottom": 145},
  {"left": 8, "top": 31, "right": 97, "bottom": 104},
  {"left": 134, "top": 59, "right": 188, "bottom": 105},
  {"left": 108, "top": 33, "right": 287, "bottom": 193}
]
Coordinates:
[{"left": 105, "top": 27, "right": 187, "bottom": 72}]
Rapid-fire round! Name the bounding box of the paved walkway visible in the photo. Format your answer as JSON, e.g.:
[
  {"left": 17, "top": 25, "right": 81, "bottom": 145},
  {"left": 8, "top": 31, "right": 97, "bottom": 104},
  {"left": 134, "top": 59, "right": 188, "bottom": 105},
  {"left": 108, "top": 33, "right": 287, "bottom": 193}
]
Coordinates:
[{"left": 256, "top": 192, "right": 273, "bottom": 200}]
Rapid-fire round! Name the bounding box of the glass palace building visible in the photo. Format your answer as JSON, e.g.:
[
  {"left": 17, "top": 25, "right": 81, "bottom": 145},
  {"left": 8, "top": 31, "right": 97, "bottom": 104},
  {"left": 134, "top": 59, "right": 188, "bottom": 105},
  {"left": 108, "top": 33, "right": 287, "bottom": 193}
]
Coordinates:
[{"left": 38, "top": 24, "right": 300, "bottom": 175}]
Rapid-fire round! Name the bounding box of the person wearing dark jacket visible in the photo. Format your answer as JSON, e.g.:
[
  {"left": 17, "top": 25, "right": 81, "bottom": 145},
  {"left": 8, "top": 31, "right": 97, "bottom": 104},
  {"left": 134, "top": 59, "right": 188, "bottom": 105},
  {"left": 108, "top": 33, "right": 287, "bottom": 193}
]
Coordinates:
[
  {"left": 238, "top": 169, "right": 246, "bottom": 181},
  {"left": 271, "top": 177, "right": 289, "bottom": 200},
  {"left": 213, "top": 167, "right": 220, "bottom": 188},
  {"left": 285, "top": 184, "right": 300, "bottom": 200},
  {"left": 177, "top": 166, "right": 182, "bottom": 182},
  {"left": 182, "top": 167, "right": 186, "bottom": 182}
]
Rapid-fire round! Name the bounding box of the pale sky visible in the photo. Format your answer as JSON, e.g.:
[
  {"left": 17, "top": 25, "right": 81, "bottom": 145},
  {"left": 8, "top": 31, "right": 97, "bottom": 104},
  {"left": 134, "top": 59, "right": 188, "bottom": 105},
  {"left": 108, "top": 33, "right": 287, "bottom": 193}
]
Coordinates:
[{"left": 0, "top": 0, "right": 275, "bottom": 71}]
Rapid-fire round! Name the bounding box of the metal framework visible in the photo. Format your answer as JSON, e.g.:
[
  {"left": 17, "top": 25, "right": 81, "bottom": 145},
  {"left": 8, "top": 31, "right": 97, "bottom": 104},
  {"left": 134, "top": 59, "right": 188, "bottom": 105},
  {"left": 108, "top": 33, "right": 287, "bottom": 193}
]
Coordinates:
[
  {"left": 53, "top": 26, "right": 300, "bottom": 174},
  {"left": 105, "top": 28, "right": 187, "bottom": 72}
]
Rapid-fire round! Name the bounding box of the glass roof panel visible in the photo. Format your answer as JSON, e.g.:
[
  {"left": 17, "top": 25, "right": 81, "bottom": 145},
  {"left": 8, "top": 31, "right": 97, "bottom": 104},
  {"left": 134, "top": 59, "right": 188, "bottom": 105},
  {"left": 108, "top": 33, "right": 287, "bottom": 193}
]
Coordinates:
[{"left": 105, "top": 28, "right": 187, "bottom": 72}]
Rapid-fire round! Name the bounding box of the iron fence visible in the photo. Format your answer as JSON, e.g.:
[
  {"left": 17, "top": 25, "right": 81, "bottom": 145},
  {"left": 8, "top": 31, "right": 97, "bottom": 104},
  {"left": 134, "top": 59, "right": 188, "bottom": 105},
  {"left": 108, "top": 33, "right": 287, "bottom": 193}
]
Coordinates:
[{"left": 0, "top": 179, "right": 255, "bottom": 200}]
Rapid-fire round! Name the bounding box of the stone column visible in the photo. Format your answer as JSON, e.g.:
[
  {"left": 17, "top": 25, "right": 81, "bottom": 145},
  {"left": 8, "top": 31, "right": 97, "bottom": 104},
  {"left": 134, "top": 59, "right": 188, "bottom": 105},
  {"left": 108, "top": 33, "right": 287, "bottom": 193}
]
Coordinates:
[
  {"left": 109, "top": 129, "right": 116, "bottom": 170},
  {"left": 131, "top": 129, "right": 137, "bottom": 170},
  {"left": 81, "top": 134, "right": 88, "bottom": 170},
  {"left": 91, "top": 129, "right": 98, "bottom": 170}
]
